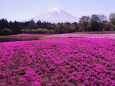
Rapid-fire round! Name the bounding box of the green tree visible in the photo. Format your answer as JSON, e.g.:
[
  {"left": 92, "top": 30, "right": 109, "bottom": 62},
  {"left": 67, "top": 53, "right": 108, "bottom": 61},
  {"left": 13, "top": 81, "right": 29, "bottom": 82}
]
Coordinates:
[
  {"left": 109, "top": 13, "right": 115, "bottom": 24},
  {"left": 0, "top": 19, "right": 8, "bottom": 31},
  {"left": 55, "top": 23, "right": 63, "bottom": 34},
  {"left": 70, "top": 22, "right": 79, "bottom": 32},
  {"left": 26, "top": 19, "right": 37, "bottom": 29},
  {"left": 88, "top": 15, "right": 107, "bottom": 31},
  {"left": 62, "top": 22, "right": 70, "bottom": 33},
  {"left": 79, "top": 16, "right": 90, "bottom": 31}
]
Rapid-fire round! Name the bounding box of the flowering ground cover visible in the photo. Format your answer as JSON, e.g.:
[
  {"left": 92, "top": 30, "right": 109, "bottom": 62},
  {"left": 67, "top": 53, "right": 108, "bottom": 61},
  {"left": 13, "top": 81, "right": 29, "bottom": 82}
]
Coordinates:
[
  {"left": 47, "top": 33, "right": 115, "bottom": 39},
  {"left": 0, "top": 38, "right": 115, "bottom": 85}
]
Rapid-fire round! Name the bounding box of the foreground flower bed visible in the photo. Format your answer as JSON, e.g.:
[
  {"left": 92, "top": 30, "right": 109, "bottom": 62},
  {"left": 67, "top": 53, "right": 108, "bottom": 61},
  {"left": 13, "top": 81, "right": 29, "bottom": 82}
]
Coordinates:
[{"left": 0, "top": 38, "right": 115, "bottom": 86}]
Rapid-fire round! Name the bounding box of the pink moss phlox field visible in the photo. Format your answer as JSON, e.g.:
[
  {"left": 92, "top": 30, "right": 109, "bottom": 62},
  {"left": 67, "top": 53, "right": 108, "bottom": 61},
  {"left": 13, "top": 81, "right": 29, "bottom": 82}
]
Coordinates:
[
  {"left": 0, "top": 38, "right": 115, "bottom": 85},
  {"left": 48, "top": 33, "right": 115, "bottom": 39}
]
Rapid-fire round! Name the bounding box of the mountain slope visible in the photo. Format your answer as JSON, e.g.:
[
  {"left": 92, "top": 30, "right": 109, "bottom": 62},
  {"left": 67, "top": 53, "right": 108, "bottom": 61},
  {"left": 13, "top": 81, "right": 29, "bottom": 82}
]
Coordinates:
[{"left": 32, "top": 7, "right": 79, "bottom": 23}]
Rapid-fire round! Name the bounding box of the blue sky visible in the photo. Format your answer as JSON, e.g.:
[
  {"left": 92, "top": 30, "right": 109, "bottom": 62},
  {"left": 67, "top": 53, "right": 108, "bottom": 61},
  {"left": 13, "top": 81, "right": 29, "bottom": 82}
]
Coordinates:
[{"left": 0, "top": 0, "right": 115, "bottom": 21}]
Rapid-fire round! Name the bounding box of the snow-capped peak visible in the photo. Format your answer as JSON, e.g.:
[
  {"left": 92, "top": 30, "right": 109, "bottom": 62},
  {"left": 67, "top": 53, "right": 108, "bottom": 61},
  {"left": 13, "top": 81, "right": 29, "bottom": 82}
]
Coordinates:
[
  {"left": 47, "top": 7, "right": 62, "bottom": 14},
  {"left": 31, "top": 7, "right": 79, "bottom": 23}
]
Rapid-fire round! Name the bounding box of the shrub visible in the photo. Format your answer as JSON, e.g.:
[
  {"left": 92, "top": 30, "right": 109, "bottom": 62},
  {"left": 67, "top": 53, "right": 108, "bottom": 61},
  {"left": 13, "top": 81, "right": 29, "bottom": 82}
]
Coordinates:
[{"left": 0, "top": 28, "right": 13, "bottom": 36}]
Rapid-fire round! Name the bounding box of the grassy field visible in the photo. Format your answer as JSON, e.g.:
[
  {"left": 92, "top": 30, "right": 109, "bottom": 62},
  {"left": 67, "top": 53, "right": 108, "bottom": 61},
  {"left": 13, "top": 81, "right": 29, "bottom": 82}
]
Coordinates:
[{"left": 0, "top": 35, "right": 46, "bottom": 42}]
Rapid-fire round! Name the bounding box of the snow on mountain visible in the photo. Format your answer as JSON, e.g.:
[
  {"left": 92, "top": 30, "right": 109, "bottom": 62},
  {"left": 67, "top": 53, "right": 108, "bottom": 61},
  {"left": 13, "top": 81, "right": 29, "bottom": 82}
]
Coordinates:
[{"left": 31, "top": 7, "right": 79, "bottom": 23}]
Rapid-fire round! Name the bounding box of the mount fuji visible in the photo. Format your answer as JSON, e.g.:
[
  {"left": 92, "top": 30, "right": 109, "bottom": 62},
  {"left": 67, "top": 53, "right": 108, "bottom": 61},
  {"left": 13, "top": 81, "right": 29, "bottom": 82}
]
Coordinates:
[{"left": 31, "top": 7, "right": 79, "bottom": 23}]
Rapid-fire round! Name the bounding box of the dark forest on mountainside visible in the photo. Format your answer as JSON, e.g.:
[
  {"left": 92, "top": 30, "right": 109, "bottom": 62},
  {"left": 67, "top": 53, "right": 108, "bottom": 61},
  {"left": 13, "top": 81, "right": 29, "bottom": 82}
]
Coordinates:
[{"left": 0, "top": 14, "right": 115, "bottom": 36}]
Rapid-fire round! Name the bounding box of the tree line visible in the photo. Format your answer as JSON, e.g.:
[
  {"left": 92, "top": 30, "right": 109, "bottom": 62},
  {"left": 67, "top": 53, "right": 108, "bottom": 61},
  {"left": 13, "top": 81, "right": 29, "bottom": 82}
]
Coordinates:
[{"left": 0, "top": 13, "right": 115, "bottom": 35}]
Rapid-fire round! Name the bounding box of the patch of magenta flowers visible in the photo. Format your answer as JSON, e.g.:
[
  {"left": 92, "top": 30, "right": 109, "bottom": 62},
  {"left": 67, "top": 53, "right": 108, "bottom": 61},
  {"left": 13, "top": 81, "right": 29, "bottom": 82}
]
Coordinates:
[{"left": 0, "top": 38, "right": 115, "bottom": 86}]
